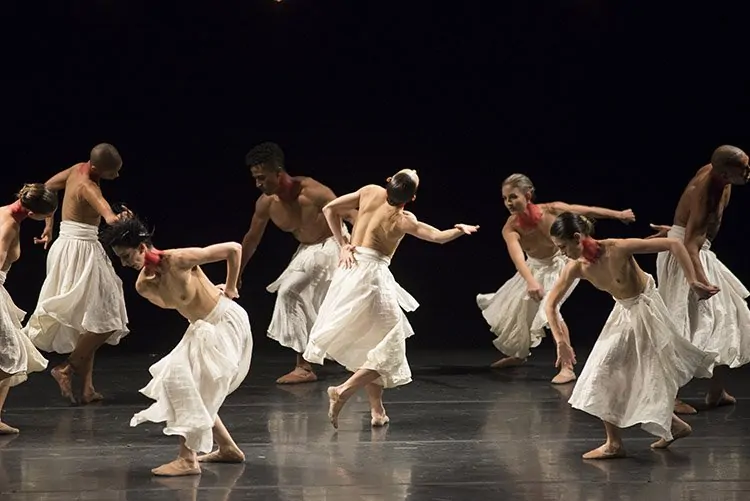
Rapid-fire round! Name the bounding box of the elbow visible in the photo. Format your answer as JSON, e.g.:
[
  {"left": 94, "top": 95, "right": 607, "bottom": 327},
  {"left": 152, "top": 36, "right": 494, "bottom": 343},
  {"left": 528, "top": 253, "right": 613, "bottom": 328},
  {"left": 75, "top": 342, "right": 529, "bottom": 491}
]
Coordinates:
[
  {"left": 228, "top": 242, "right": 242, "bottom": 258},
  {"left": 322, "top": 204, "right": 335, "bottom": 217}
]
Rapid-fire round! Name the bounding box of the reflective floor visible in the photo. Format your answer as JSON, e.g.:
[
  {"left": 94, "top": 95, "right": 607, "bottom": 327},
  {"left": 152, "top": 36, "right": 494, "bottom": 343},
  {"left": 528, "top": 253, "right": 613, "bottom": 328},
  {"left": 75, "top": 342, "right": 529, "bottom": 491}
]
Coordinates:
[{"left": 1, "top": 346, "right": 749, "bottom": 500}]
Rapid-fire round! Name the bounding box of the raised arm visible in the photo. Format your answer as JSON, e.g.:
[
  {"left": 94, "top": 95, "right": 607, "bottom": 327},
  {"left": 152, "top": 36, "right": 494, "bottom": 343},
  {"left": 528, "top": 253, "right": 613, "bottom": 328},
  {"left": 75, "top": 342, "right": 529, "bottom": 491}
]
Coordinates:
[
  {"left": 401, "top": 212, "right": 479, "bottom": 244},
  {"left": 305, "top": 181, "right": 358, "bottom": 226},
  {"left": 683, "top": 190, "right": 711, "bottom": 285},
  {"left": 546, "top": 201, "right": 634, "bottom": 223},
  {"left": 322, "top": 189, "right": 363, "bottom": 247},
  {"left": 171, "top": 242, "right": 243, "bottom": 295},
  {"left": 0, "top": 222, "right": 15, "bottom": 271},
  {"left": 240, "top": 196, "right": 271, "bottom": 279},
  {"left": 80, "top": 182, "right": 121, "bottom": 225}
]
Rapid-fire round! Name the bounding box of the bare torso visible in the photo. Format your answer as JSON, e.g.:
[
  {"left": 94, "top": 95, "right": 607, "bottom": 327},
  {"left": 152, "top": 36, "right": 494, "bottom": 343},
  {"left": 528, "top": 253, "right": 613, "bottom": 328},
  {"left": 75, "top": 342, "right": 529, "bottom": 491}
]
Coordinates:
[
  {"left": 137, "top": 252, "right": 222, "bottom": 323},
  {"left": 61, "top": 163, "right": 107, "bottom": 226},
  {"left": 574, "top": 240, "right": 648, "bottom": 300},
  {"left": 0, "top": 209, "right": 21, "bottom": 273},
  {"left": 261, "top": 177, "right": 333, "bottom": 245},
  {"left": 349, "top": 185, "right": 408, "bottom": 258},
  {"left": 673, "top": 164, "right": 731, "bottom": 241},
  {"left": 505, "top": 204, "right": 561, "bottom": 260}
]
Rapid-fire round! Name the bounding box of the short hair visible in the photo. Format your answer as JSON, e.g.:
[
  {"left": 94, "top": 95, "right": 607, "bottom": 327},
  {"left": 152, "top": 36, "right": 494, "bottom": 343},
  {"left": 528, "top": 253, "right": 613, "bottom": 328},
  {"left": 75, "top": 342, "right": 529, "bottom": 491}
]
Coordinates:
[
  {"left": 90, "top": 143, "right": 122, "bottom": 171},
  {"left": 99, "top": 214, "right": 153, "bottom": 249},
  {"left": 711, "top": 145, "right": 746, "bottom": 172},
  {"left": 386, "top": 172, "right": 418, "bottom": 206},
  {"left": 502, "top": 173, "right": 535, "bottom": 199},
  {"left": 245, "top": 142, "right": 285, "bottom": 172},
  {"left": 550, "top": 212, "right": 595, "bottom": 240},
  {"left": 17, "top": 183, "right": 58, "bottom": 214}
]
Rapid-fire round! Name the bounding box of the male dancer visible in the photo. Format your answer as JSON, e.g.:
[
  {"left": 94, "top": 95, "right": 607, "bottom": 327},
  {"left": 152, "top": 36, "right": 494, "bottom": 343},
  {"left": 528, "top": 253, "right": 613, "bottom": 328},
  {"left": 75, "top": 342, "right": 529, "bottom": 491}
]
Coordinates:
[
  {"left": 240, "top": 142, "right": 356, "bottom": 384},
  {"left": 25, "top": 143, "right": 130, "bottom": 404},
  {"left": 649, "top": 145, "right": 750, "bottom": 414},
  {"left": 303, "top": 169, "right": 479, "bottom": 428}
]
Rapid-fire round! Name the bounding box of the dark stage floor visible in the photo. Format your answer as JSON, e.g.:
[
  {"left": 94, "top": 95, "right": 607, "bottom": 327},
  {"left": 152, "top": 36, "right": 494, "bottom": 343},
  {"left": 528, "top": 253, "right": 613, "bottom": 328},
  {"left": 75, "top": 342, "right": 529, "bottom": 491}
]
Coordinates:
[{"left": 1, "top": 346, "right": 749, "bottom": 500}]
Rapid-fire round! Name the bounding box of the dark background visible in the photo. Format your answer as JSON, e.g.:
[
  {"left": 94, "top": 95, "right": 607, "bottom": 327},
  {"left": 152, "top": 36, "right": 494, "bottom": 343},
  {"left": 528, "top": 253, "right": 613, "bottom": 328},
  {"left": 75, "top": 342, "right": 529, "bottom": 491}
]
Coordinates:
[{"left": 4, "top": 2, "right": 749, "bottom": 359}]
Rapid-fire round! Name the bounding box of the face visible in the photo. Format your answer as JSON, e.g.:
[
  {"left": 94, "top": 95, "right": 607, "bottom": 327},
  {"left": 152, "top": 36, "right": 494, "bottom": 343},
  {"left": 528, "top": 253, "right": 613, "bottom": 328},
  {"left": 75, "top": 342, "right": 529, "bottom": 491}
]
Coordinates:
[
  {"left": 113, "top": 243, "right": 147, "bottom": 269},
  {"left": 250, "top": 164, "right": 281, "bottom": 195},
  {"left": 720, "top": 153, "right": 750, "bottom": 185},
  {"left": 501, "top": 185, "right": 530, "bottom": 214},
  {"left": 552, "top": 234, "right": 583, "bottom": 259},
  {"left": 96, "top": 162, "right": 123, "bottom": 181}
]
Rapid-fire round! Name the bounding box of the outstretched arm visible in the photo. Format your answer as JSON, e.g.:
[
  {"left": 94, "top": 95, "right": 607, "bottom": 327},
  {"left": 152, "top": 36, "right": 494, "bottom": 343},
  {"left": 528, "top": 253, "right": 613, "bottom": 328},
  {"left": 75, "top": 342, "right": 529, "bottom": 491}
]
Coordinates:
[
  {"left": 171, "top": 242, "right": 243, "bottom": 294},
  {"left": 546, "top": 201, "right": 634, "bottom": 223},
  {"left": 322, "top": 189, "right": 362, "bottom": 247},
  {"left": 240, "top": 197, "right": 271, "bottom": 279},
  {"left": 401, "top": 212, "right": 479, "bottom": 244},
  {"left": 0, "top": 222, "right": 15, "bottom": 271},
  {"left": 306, "top": 182, "right": 358, "bottom": 226},
  {"left": 80, "top": 182, "right": 122, "bottom": 225}
]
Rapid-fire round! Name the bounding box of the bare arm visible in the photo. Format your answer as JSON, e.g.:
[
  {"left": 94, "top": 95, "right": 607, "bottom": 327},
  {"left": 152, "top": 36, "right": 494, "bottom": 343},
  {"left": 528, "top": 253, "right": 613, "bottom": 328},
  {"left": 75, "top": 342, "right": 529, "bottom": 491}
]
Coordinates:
[
  {"left": 545, "top": 260, "right": 580, "bottom": 347},
  {"left": 80, "top": 182, "right": 120, "bottom": 225},
  {"left": 322, "top": 189, "right": 362, "bottom": 247},
  {"left": 401, "top": 212, "right": 475, "bottom": 244},
  {"left": 42, "top": 166, "right": 74, "bottom": 231},
  {"left": 305, "top": 181, "right": 358, "bottom": 226},
  {"left": 683, "top": 191, "right": 711, "bottom": 285},
  {"left": 240, "top": 197, "right": 271, "bottom": 277},
  {"left": 615, "top": 237, "right": 701, "bottom": 285},
  {"left": 171, "top": 242, "right": 243, "bottom": 292},
  {"left": 546, "top": 201, "right": 632, "bottom": 222},
  {"left": 0, "top": 222, "right": 15, "bottom": 270},
  {"left": 502, "top": 224, "right": 536, "bottom": 284}
]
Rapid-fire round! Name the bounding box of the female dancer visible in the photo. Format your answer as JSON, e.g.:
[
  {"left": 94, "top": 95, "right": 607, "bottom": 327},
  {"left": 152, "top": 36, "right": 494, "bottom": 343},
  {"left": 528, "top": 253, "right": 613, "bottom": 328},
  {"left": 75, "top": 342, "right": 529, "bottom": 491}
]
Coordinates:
[
  {"left": 545, "top": 212, "right": 719, "bottom": 459},
  {"left": 477, "top": 173, "right": 635, "bottom": 383},
  {"left": 0, "top": 183, "right": 57, "bottom": 432}
]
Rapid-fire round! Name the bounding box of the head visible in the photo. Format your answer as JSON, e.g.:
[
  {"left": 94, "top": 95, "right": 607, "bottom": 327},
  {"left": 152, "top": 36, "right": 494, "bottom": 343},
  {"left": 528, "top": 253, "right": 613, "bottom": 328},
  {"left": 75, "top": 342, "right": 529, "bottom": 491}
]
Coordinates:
[
  {"left": 16, "top": 183, "right": 58, "bottom": 220},
  {"left": 385, "top": 169, "right": 419, "bottom": 206},
  {"left": 549, "top": 212, "right": 595, "bottom": 259},
  {"left": 89, "top": 143, "right": 122, "bottom": 180},
  {"left": 99, "top": 215, "right": 153, "bottom": 269},
  {"left": 710, "top": 145, "right": 750, "bottom": 185},
  {"left": 246, "top": 142, "right": 285, "bottom": 195},
  {"left": 501, "top": 174, "right": 535, "bottom": 214}
]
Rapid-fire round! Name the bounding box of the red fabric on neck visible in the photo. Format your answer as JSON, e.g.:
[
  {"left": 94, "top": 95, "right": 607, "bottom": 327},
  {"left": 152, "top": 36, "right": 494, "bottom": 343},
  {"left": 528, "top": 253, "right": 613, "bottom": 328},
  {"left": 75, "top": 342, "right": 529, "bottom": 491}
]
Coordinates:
[
  {"left": 9, "top": 200, "right": 29, "bottom": 222},
  {"left": 515, "top": 203, "right": 542, "bottom": 230},
  {"left": 581, "top": 237, "right": 601, "bottom": 263},
  {"left": 144, "top": 248, "right": 164, "bottom": 267}
]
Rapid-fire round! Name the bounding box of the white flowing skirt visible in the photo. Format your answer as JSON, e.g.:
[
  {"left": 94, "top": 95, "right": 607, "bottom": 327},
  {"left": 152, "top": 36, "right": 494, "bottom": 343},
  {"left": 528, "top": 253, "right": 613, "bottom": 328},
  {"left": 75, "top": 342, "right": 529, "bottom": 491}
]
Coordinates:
[
  {"left": 303, "top": 246, "right": 419, "bottom": 389},
  {"left": 130, "top": 297, "right": 254, "bottom": 453},
  {"left": 266, "top": 236, "right": 340, "bottom": 353},
  {"left": 656, "top": 225, "right": 750, "bottom": 368},
  {"left": 0, "top": 271, "right": 48, "bottom": 387},
  {"left": 569, "top": 275, "right": 717, "bottom": 441},
  {"left": 477, "top": 251, "right": 579, "bottom": 359},
  {"left": 24, "top": 221, "right": 129, "bottom": 353}
]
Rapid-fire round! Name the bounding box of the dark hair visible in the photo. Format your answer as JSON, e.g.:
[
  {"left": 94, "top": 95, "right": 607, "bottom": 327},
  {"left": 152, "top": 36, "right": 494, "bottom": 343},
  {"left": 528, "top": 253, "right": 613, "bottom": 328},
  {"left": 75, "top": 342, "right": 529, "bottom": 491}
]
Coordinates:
[
  {"left": 711, "top": 145, "right": 746, "bottom": 171},
  {"left": 99, "top": 214, "right": 153, "bottom": 249},
  {"left": 386, "top": 172, "right": 418, "bottom": 206},
  {"left": 17, "top": 183, "right": 58, "bottom": 214},
  {"left": 90, "top": 143, "right": 122, "bottom": 171},
  {"left": 245, "top": 142, "right": 285, "bottom": 172},
  {"left": 550, "top": 212, "right": 595, "bottom": 240}
]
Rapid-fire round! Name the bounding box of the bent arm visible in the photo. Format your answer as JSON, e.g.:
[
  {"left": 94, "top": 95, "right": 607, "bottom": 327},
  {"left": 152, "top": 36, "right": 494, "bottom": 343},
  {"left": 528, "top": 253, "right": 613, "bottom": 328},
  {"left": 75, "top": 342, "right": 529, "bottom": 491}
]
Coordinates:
[
  {"left": 545, "top": 261, "right": 580, "bottom": 347},
  {"left": 547, "top": 201, "right": 624, "bottom": 220},
  {"left": 502, "top": 225, "right": 535, "bottom": 284},
  {"left": 42, "top": 166, "right": 74, "bottom": 230},
  {"left": 684, "top": 196, "right": 711, "bottom": 284},
  {"left": 240, "top": 198, "right": 270, "bottom": 276},
  {"left": 322, "top": 190, "right": 361, "bottom": 247},
  {"left": 401, "top": 213, "right": 464, "bottom": 244},
  {"left": 616, "top": 237, "right": 699, "bottom": 285},
  {"left": 80, "top": 183, "right": 120, "bottom": 225},
  {"left": 306, "top": 182, "right": 358, "bottom": 226},
  {"left": 172, "top": 242, "right": 243, "bottom": 290}
]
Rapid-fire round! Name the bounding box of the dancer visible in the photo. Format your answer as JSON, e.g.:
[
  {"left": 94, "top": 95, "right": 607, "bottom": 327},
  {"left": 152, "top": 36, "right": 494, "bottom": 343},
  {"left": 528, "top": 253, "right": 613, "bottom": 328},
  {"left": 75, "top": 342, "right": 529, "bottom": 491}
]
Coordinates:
[
  {"left": 648, "top": 145, "right": 750, "bottom": 415},
  {"left": 0, "top": 184, "right": 57, "bottom": 433},
  {"left": 24, "top": 143, "right": 130, "bottom": 404},
  {"left": 476, "top": 173, "right": 635, "bottom": 383},
  {"left": 240, "top": 142, "right": 356, "bottom": 385},
  {"left": 303, "top": 169, "right": 479, "bottom": 429},
  {"left": 545, "top": 212, "right": 719, "bottom": 459},
  {"left": 100, "top": 215, "right": 252, "bottom": 477}
]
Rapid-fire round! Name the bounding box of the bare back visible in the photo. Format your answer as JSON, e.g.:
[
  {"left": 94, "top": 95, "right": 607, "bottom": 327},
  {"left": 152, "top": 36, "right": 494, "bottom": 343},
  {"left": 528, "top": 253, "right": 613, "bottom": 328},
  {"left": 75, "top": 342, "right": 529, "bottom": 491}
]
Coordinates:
[
  {"left": 350, "top": 185, "right": 408, "bottom": 258},
  {"left": 0, "top": 209, "right": 21, "bottom": 272},
  {"left": 573, "top": 240, "right": 648, "bottom": 300},
  {"left": 504, "top": 204, "right": 560, "bottom": 259},
  {"left": 673, "top": 164, "right": 731, "bottom": 241},
  {"left": 136, "top": 252, "right": 222, "bottom": 323},
  {"left": 259, "top": 177, "right": 333, "bottom": 245},
  {"left": 61, "top": 163, "right": 109, "bottom": 226}
]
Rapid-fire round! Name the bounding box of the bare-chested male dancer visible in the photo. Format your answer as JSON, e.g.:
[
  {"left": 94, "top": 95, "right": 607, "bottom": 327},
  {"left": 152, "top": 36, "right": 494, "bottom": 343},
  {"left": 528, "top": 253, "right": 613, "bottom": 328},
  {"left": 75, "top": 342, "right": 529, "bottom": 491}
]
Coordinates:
[
  {"left": 240, "top": 142, "right": 356, "bottom": 384},
  {"left": 476, "top": 173, "right": 635, "bottom": 384},
  {"left": 24, "top": 143, "right": 130, "bottom": 404},
  {"left": 303, "top": 169, "right": 479, "bottom": 429},
  {"left": 101, "top": 215, "right": 252, "bottom": 476},
  {"left": 648, "top": 145, "right": 750, "bottom": 415},
  {"left": 0, "top": 184, "right": 57, "bottom": 433}
]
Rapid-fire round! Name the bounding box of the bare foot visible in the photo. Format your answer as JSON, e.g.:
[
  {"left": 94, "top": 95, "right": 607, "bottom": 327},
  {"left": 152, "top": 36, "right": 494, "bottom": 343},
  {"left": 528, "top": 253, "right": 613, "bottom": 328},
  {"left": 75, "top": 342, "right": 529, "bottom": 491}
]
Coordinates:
[
  {"left": 551, "top": 368, "right": 576, "bottom": 385},
  {"left": 51, "top": 365, "right": 77, "bottom": 405},
  {"left": 582, "top": 444, "right": 626, "bottom": 460},
  {"left": 490, "top": 357, "right": 525, "bottom": 369},
  {"left": 705, "top": 390, "right": 736, "bottom": 408},
  {"left": 0, "top": 422, "right": 19, "bottom": 435},
  {"left": 371, "top": 414, "right": 390, "bottom": 427},
  {"left": 650, "top": 420, "right": 692, "bottom": 449},
  {"left": 276, "top": 367, "right": 318, "bottom": 385},
  {"left": 674, "top": 399, "right": 697, "bottom": 415},
  {"left": 327, "top": 387, "right": 346, "bottom": 429},
  {"left": 151, "top": 458, "right": 201, "bottom": 476},
  {"left": 197, "top": 447, "right": 245, "bottom": 463},
  {"left": 82, "top": 391, "right": 103, "bottom": 405}
]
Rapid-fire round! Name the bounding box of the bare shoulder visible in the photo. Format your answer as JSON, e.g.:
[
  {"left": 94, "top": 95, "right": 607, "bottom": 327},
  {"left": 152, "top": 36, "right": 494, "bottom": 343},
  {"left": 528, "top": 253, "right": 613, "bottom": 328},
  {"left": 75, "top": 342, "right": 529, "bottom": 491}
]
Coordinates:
[
  {"left": 255, "top": 193, "right": 273, "bottom": 213},
  {"left": 299, "top": 176, "right": 328, "bottom": 190},
  {"left": 402, "top": 210, "right": 418, "bottom": 222}
]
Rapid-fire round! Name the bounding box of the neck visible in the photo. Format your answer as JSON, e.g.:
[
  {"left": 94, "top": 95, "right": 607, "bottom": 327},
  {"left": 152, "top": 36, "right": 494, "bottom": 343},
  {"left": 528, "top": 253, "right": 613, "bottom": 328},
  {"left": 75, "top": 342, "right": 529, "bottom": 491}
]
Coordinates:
[
  {"left": 144, "top": 248, "right": 163, "bottom": 268},
  {"left": 79, "top": 162, "right": 100, "bottom": 182},
  {"left": 581, "top": 237, "right": 601, "bottom": 263},
  {"left": 9, "top": 200, "right": 29, "bottom": 223},
  {"left": 276, "top": 172, "right": 298, "bottom": 202},
  {"left": 515, "top": 202, "right": 542, "bottom": 230}
]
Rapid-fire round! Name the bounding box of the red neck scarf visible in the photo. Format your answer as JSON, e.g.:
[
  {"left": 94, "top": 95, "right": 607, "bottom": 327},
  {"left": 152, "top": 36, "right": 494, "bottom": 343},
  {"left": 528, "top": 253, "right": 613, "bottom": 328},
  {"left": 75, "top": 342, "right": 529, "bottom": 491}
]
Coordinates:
[
  {"left": 515, "top": 203, "right": 543, "bottom": 230},
  {"left": 9, "top": 200, "right": 29, "bottom": 222},
  {"left": 581, "top": 237, "right": 601, "bottom": 263},
  {"left": 79, "top": 162, "right": 100, "bottom": 181},
  {"left": 276, "top": 173, "right": 299, "bottom": 202},
  {"left": 144, "top": 248, "right": 164, "bottom": 268}
]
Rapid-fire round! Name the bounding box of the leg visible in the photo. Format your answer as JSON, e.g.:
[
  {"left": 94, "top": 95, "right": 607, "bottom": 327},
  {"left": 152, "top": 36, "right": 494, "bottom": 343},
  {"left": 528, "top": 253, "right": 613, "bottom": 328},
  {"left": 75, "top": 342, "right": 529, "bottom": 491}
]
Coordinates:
[
  {"left": 551, "top": 320, "right": 576, "bottom": 384},
  {"left": 650, "top": 414, "right": 693, "bottom": 449},
  {"left": 0, "top": 379, "right": 18, "bottom": 435},
  {"left": 151, "top": 437, "right": 201, "bottom": 476},
  {"left": 705, "top": 365, "right": 736, "bottom": 408},
  {"left": 197, "top": 416, "right": 245, "bottom": 463},
  {"left": 582, "top": 421, "right": 626, "bottom": 459},
  {"left": 490, "top": 356, "right": 525, "bottom": 369},
  {"left": 275, "top": 351, "right": 318, "bottom": 385},
  {"left": 365, "top": 382, "right": 389, "bottom": 426},
  {"left": 327, "top": 369, "right": 381, "bottom": 429},
  {"left": 673, "top": 397, "right": 697, "bottom": 415},
  {"left": 52, "top": 331, "right": 112, "bottom": 404}
]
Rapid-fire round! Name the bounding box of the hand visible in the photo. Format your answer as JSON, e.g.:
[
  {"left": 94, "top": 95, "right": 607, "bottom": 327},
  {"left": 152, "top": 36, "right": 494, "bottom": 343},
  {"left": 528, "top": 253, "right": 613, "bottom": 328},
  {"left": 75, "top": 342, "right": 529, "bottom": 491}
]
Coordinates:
[
  {"left": 216, "top": 283, "right": 239, "bottom": 299},
  {"left": 690, "top": 281, "right": 720, "bottom": 301},
  {"left": 555, "top": 342, "right": 576, "bottom": 368},
  {"left": 33, "top": 227, "right": 53, "bottom": 250},
  {"left": 526, "top": 280, "right": 545, "bottom": 302},
  {"left": 116, "top": 206, "right": 133, "bottom": 220},
  {"left": 455, "top": 224, "right": 480, "bottom": 235},
  {"left": 618, "top": 209, "right": 636, "bottom": 224},
  {"left": 338, "top": 244, "right": 357, "bottom": 268},
  {"left": 645, "top": 223, "right": 671, "bottom": 239}
]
